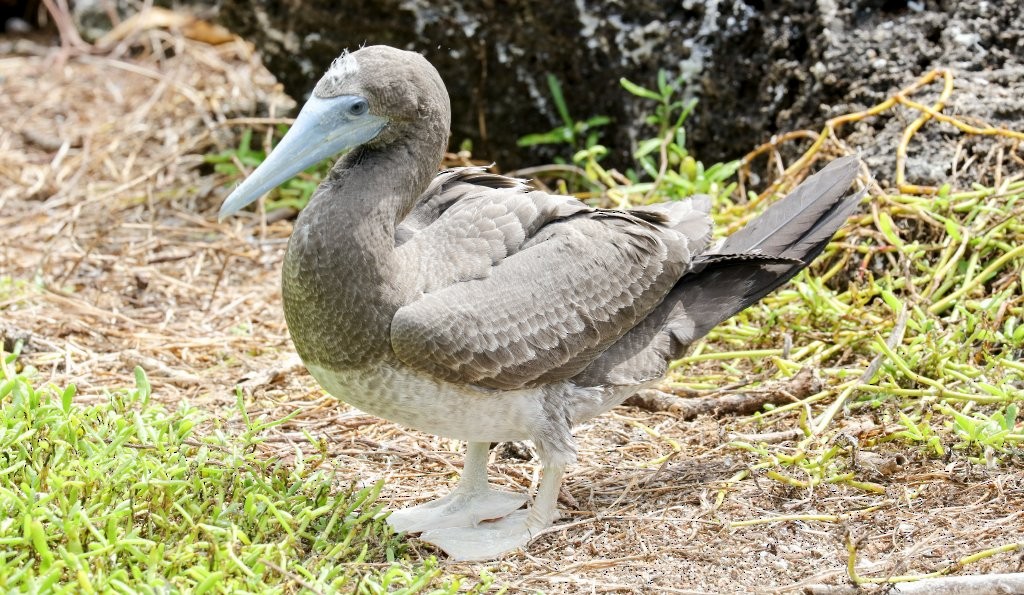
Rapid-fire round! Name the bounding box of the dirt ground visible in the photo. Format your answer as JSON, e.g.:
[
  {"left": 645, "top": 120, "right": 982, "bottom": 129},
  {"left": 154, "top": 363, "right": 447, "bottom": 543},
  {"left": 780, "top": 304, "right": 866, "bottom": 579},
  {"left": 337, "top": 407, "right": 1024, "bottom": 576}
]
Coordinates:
[{"left": 2, "top": 26, "right": 1022, "bottom": 595}]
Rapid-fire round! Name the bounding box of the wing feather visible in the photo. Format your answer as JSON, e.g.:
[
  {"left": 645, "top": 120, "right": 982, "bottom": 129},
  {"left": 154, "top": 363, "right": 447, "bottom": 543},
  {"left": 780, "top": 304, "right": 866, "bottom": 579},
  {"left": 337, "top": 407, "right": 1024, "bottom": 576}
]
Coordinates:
[
  {"left": 392, "top": 200, "right": 710, "bottom": 389},
  {"left": 390, "top": 168, "right": 712, "bottom": 390}
]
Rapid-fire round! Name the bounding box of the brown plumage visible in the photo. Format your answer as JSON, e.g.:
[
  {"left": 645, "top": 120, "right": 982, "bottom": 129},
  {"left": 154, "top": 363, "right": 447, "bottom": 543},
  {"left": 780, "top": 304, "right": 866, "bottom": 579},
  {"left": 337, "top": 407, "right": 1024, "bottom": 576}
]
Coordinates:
[{"left": 219, "top": 45, "right": 864, "bottom": 561}]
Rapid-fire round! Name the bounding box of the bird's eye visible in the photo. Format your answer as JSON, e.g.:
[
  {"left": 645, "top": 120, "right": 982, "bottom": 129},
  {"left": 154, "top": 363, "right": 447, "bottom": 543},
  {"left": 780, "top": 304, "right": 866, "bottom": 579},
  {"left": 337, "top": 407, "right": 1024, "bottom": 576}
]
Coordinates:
[{"left": 349, "top": 99, "right": 369, "bottom": 116}]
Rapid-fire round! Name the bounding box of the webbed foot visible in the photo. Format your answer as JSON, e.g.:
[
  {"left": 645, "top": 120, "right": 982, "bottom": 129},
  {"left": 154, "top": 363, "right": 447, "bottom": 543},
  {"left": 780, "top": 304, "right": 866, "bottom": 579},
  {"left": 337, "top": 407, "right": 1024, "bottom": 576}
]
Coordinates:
[
  {"left": 419, "top": 509, "right": 546, "bottom": 561},
  {"left": 386, "top": 488, "right": 528, "bottom": 534}
]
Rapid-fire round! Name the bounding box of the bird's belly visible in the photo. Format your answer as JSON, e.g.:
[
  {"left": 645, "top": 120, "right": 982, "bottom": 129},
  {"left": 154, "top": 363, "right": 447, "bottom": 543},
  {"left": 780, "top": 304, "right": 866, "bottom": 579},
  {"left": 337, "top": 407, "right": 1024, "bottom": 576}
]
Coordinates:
[
  {"left": 305, "top": 362, "right": 547, "bottom": 442},
  {"left": 303, "top": 362, "right": 646, "bottom": 443}
]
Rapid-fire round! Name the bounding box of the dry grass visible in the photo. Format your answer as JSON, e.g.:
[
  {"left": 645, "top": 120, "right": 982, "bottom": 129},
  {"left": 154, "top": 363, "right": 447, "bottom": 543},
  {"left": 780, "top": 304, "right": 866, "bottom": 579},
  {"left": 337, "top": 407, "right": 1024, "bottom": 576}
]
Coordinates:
[{"left": 2, "top": 15, "right": 1023, "bottom": 594}]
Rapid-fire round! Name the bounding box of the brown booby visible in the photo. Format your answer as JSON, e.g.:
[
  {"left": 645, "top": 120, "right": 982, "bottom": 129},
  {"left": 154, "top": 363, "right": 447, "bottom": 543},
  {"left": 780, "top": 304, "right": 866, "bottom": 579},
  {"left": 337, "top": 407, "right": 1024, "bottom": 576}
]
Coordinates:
[{"left": 219, "top": 45, "right": 863, "bottom": 561}]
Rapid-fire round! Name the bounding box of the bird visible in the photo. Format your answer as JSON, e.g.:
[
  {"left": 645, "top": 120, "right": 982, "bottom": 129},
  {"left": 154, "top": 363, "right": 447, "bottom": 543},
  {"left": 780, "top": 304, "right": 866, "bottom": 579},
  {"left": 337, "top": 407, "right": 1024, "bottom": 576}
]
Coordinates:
[{"left": 219, "top": 45, "right": 864, "bottom": 561}]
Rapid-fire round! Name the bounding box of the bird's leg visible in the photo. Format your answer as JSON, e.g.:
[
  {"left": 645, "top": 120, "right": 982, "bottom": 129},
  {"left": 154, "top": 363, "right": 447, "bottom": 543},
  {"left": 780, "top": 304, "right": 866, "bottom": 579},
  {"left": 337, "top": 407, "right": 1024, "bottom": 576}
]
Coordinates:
[
  {"left": 526, "top": 462, "right": 564, "bottom": 528},
  {"left": 418, "top": 457, "right": 567, "bottom": 561},
  {"left": 386, "top": 441, "right": 528, "bottom": 534}
]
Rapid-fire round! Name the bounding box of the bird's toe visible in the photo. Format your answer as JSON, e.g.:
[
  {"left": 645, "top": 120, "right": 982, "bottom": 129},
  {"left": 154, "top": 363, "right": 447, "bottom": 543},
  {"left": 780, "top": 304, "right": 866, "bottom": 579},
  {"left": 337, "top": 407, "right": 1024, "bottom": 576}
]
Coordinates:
[
  {"left": 419, "top": 509, "right": 546, "bottom": 561},
  {"left": 387, "top": 488, "right": 528, "bottom": 534}
]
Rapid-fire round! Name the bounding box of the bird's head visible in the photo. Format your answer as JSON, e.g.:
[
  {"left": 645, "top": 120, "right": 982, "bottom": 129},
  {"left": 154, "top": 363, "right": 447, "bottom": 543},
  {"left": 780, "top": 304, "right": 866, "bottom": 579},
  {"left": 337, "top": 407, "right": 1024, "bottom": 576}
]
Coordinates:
[{"left": 218, "top": 45, "right": 450, "bottom": 220}]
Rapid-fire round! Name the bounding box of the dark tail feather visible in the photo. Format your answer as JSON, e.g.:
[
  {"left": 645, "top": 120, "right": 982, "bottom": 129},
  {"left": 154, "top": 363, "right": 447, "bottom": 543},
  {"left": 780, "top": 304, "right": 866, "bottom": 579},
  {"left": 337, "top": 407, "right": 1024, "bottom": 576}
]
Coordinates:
[
  {"left": 718, "top": 155, "right": 861, "bottom": 256},
  {"left": 571, "top": 157, "right": 864, "bottom": 388},
  {"left": 670, "top": 156, "right": 864, "bottom": 345}
]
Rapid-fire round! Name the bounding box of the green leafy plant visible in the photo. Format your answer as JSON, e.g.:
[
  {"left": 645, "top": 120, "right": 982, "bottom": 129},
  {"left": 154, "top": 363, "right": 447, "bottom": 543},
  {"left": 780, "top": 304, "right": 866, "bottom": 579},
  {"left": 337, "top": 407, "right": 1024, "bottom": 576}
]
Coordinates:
[
  {"left": 518, "top": 70, "right": 739, "bottom": 205},
  {"left": 611, "top": 71, "right": 739, "bottom": 204},
  {"left": 206, "top": 127, "right": 333, "bottom": 213},
  {"left": 0, "top": 347, "right": 497, "bottom": 593},
  {"left": 516, "top": 74, "right": 610, "bottom": 155},
  {"left": 893, "top": 410, "right": 946, "bottom": 457},
  {"left": 939, "top": 402, "right": 1020, "bottom": 456}
]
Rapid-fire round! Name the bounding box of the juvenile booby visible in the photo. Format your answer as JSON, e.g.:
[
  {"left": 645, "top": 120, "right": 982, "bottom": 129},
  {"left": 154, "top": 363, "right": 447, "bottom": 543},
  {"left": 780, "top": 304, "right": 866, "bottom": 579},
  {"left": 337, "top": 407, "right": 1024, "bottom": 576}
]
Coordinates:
[{"left": 219, "top": 45, "right": 863, "bottom": 561}]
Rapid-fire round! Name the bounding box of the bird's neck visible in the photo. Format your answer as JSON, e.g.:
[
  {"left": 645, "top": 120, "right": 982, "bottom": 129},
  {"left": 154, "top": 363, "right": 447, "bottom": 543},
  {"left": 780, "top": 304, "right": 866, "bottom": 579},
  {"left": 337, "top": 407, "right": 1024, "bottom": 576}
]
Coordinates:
[{"left": 282, "top": 127, "right": 445, "bottom": 369}]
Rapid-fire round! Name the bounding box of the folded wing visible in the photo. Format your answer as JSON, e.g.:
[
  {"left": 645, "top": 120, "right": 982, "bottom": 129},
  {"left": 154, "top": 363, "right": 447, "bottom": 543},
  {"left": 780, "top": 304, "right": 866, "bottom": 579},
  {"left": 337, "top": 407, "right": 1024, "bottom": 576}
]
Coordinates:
[{"left": 392, "top": 169, "right": 712, "bottom": 390}]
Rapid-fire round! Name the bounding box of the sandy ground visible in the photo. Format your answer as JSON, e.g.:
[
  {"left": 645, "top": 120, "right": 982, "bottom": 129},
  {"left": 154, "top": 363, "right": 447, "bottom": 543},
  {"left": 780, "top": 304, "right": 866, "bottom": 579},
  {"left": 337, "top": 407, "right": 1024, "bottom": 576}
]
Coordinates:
[{"left": 2, "top": 24, "right": 1022, "bottom": 594}]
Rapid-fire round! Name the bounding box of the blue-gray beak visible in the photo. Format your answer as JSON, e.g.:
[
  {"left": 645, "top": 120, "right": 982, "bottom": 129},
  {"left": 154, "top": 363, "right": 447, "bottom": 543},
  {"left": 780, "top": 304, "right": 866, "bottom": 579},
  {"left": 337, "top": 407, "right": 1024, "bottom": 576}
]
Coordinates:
[{"left": 218, "top": 95, "right": 387, "bottom": 220}]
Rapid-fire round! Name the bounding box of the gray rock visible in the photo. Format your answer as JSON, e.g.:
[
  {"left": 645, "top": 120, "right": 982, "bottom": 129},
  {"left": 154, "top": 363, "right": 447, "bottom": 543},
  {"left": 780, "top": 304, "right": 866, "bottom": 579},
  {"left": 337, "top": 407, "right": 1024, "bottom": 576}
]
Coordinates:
[
  {"left": 217, "top": 0, "right": 1024, "bottom": 178},
  {"left": 707, "top": 0, "right": 1024, "bottom": 187}
]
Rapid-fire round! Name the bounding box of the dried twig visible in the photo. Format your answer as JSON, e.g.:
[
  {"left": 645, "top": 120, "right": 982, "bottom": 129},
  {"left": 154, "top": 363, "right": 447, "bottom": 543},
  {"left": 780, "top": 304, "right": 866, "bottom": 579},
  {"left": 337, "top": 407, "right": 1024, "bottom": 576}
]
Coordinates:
[{"left": 623, "top": 367, "right": 820, "bottom": 419}]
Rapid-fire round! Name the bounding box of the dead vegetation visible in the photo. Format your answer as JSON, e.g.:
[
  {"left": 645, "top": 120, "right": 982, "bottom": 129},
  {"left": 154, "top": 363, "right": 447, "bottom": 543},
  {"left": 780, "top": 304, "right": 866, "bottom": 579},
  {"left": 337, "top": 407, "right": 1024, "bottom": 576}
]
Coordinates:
[{"left": 2, "top": 11, "right": 1023, "bottom": 594}]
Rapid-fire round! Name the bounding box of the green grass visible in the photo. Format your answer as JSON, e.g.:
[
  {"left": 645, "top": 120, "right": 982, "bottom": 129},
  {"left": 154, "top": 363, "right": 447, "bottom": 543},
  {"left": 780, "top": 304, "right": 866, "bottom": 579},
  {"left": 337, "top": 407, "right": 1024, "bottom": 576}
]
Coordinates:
[
  {"left": 516, "top": 70, "right": 740, "bottom": 203},
  {"left": 678, "top": 179, "right": 1024, "bottom": 494},
  {"left": 679, "top": 161, "right": 1024, "bottom": 583},
  {"left": 0, "top": 348, "right": 497, "bottom": 594},
  {"left": 515, "top": 74, "right": 611, "bottom": 157}
]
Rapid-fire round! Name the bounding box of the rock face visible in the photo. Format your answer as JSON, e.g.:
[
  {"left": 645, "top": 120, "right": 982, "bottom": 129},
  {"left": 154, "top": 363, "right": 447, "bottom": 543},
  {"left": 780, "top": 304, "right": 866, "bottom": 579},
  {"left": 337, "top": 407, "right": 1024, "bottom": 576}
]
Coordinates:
[
  {"left": 703, "top": 0, "right": 1024, "bottom": 186},
  {"left": 218, "top": 0, "right": 723, "bottom": 169},
  {"left": 218, "top": 0, "right": 1024, "bottom": 177}
]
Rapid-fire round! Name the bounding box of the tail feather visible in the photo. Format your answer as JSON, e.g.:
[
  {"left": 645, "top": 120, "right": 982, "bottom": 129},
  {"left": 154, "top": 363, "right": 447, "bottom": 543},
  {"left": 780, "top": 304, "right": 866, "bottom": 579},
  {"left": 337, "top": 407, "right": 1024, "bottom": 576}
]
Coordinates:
[
  {"left": 674, "top": 157, "right": 863, "bottom": 343},
  {"left": 719, "top": 155, "right": 861, "bottom": 257},
  {"left": 572, "top": 156, "right": 863, "bottom": 388},
  {"left": 687, "top": 190, "right": 863, "bottom": 318}
]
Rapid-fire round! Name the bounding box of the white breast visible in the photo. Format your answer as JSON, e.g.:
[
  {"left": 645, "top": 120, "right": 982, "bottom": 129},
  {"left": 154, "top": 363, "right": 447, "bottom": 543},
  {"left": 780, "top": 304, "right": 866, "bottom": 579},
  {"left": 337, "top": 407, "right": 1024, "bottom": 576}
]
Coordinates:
[{"left": 304, "top": 362, "right": 644, "bottom": 443}]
